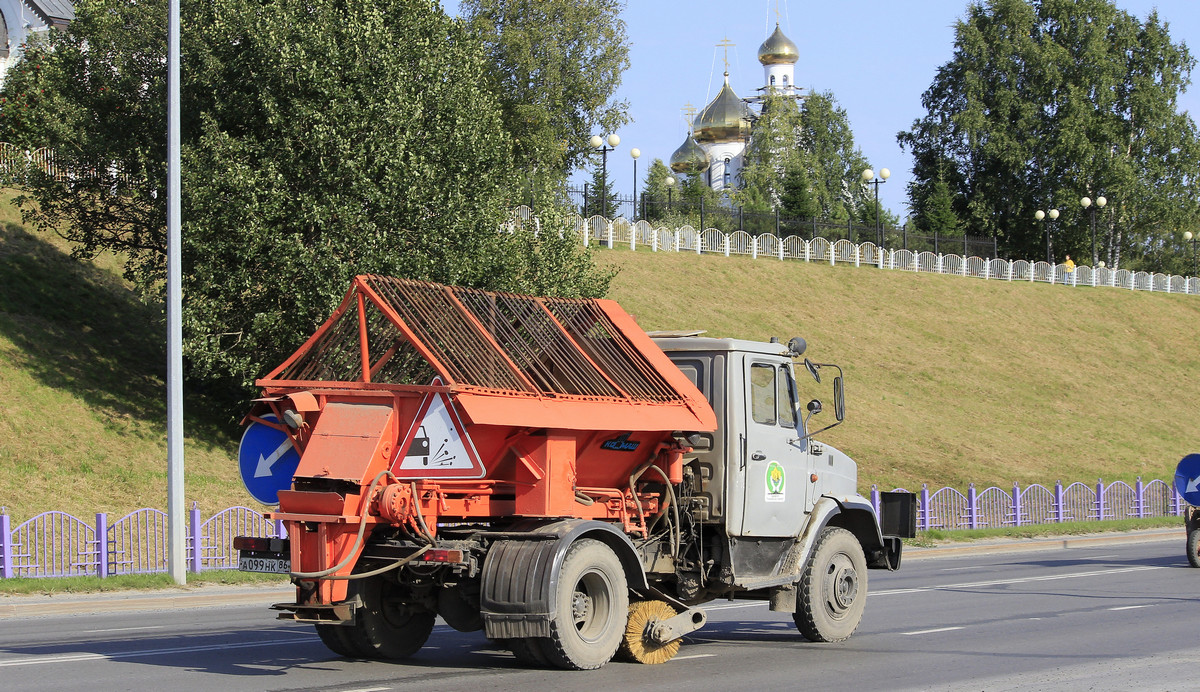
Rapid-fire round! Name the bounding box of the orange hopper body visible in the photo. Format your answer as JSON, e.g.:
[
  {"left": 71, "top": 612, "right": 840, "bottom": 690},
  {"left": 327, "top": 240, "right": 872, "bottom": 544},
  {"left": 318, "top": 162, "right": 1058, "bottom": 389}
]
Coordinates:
[{"left": 245, "top": 276, "right": 717, "bottom": 605}]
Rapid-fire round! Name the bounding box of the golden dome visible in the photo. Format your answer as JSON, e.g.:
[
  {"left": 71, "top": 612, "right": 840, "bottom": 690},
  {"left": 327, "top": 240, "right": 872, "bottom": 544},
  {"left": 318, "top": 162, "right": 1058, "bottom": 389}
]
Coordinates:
[
  {"left": 670, "top": 135, "right": 710, "bottom": 175},
  {"left": 692, "top": 75, "right": 753, "bottom": 144},
  {"left": 758, "top": 23, "right": 799, "bottom": 65}
]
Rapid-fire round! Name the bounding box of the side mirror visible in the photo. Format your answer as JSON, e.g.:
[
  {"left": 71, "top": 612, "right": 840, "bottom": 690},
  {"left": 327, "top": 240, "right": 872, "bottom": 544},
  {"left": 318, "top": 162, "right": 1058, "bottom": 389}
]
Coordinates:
[
  {"left": 833, "top": 376, "right": 845, "bottom": 422},
  {"left": 807, "top": 399, "right": 822, "bottom": 415},
  {"left": 803, "top": 358, "right": 821, "bottom": 383}
]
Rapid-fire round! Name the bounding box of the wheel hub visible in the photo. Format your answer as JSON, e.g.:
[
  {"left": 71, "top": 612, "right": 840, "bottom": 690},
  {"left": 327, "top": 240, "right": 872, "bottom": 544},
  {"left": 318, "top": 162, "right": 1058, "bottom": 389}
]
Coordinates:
[
  {"left": 572, "top": 590, "right": 593, "bottom": 626},
  {"left": 825, "top": 554, "right": 859, "bottom": 616},
  {"left": 833, "top": 566, "right": 858, "bottom": 609}
]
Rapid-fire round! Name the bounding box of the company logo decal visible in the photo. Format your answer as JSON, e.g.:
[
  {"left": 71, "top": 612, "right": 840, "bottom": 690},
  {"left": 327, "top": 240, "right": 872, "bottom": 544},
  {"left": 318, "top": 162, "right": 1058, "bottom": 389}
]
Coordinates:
[{"left": 601, "top": 432, "right": 640, "bottom": 452}]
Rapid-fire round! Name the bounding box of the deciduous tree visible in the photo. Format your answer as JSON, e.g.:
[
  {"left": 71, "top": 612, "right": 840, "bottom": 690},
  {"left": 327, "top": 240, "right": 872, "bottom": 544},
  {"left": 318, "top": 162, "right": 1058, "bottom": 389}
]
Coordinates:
[
  {"left": 1, "top": 0, "right": 612, "bottom": 397},
  {"left": 460, "top": 0, "right": 631, "bottom": 194},
  {"left": 899, "top": 0, "right": 1200, "bottom": 271}
]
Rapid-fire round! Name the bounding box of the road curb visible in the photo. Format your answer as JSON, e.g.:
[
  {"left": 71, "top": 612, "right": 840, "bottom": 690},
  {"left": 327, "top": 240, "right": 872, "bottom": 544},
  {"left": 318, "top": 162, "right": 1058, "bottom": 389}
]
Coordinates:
[
  {"left": 904, "top": 528, "right": 1184, "bottom": 559},
  {"left": 0, "top": 586, "right": 294, "bottom": 618}
]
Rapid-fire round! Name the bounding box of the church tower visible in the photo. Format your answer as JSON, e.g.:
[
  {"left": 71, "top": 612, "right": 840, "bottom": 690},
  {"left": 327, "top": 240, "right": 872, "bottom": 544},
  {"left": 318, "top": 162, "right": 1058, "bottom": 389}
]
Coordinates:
[
  {"left": 758, "top": 23, "right": 800, "bottom": 95},
  {"left": 692, "top": 72, "right": 753, "bottom": 192}
]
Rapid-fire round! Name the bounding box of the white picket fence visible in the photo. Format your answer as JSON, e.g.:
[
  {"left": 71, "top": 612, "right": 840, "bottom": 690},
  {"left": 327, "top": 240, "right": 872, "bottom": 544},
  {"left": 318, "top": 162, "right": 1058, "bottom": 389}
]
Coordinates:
[{"left": 508, "top": 207, "right": 1200, "bottom": 296}]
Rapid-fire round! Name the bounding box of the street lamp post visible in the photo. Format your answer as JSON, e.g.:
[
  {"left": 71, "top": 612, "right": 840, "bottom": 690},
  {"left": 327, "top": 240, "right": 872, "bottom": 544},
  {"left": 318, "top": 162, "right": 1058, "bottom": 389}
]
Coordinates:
[
  {"left": 1080, "top": 195, "right": 1107, "bottom": 267},
  {"left": 1035, "top": 208, "right": 1059, "bottom": 263},
  {"left": 861, "top": 167, "right": 890, "bottom": 247},
  {"left": 590, "top": 134, "right": 620, "bottom": 219},
  {"left": 630, "top": 147, "right": 641, "bottom": 219},
  {"left": 665, "top": 175, "right": 676, "bottom": 212},
  {"left": 1185, "top": 231, "right": 1198, "bottom": 277}
]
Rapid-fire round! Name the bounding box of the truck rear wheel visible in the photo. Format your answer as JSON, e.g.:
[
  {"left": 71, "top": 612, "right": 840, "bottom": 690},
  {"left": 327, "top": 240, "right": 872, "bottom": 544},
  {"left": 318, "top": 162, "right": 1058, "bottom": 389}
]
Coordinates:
[
  {"left": 315, "top": 623, "right": 359, "bottom": 658},
  {"left": 507, "top": 637, "right": 552, "bottom": 666},
  {"left": 540, "top": 538, "right": 629, "bottom": 670},
  {"left": 793, "top": 526, "right": 867, "bottom": 642},
  {"left": 1188, "top": 527, "right": 1200, "bottom": 568},
  {"left": 341, "top": 573, "right": 436, "bottom": 659}
]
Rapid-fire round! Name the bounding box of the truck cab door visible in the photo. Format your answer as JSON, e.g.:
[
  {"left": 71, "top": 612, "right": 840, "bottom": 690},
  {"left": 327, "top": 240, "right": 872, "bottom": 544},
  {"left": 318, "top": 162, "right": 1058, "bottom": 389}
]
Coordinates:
[{"left": 735, "top": 359, "right": 809, "bottom": 537}]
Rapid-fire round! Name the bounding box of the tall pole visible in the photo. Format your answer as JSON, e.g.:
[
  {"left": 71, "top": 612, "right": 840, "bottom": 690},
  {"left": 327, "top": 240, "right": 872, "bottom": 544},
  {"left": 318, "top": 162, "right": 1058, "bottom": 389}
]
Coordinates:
[
  {"left": 1090, "top": 207, "right": 1096, "bottom": 267},
  {"left": 873, "top": 183, "right": 881, "bottom": 246},
  {"left": 166, "top": 0, "right": 185, "bottom": 585},
  {"left": 1081, "top": 195, "right": 1107, "bottom": 267},
  {"left": 600, "top": 149, "right": 608, "bottom": 218},
  {"left": 1036, "top": 208, "right": 1058, "bottom": 263},
  {"left": 861, "top": 168, "right": 889, "bottom": 247},
  {"left": 1186, "top": 232, "right": 1198, "bottom": 277},
  {"left": 590, "top": 134, "right": 619, "bottom": 219},
  {"left": 630, "top": 147, "right": 641, "bottom": 221}
]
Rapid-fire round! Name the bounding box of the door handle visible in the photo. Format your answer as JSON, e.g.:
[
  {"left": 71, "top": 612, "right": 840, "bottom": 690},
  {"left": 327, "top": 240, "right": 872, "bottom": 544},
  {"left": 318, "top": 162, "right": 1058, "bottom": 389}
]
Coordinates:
[{"left": 751, "top": 451, "right": 766, "bottom": 461}]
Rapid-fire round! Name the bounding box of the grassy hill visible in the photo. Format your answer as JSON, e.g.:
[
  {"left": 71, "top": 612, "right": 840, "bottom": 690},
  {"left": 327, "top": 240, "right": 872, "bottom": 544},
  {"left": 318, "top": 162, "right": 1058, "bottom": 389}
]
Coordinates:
[
  {"left": 0, "top": 195, "right": 252, "bottom": 520},
  {"left": 1, "top": 201, "right": 1197, "bottom": 519},
  {"left": 596, "top": 247, "right": 1200, "bottom": 491}
]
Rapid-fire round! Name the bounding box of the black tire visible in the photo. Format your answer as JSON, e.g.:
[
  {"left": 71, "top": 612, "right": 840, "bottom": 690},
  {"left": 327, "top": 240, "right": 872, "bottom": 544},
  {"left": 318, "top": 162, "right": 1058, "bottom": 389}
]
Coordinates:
[
  {"left": 315, "top": 623, "right": 360, "bottom": 658},
  {"left": 793, "top": 526, "right": 868, "bottom": 642},
  {"left": 508, "top": 637, "right": 552, "bottom": 667},
  {"left": 343, "top": 573, "right": 436, "bottom": 659},
  {"left": 1188, "top": 528, "right": 1200, "bottom": 568},
  {"left": 540, "top": 538, "right": 629, "bottom": 670}
]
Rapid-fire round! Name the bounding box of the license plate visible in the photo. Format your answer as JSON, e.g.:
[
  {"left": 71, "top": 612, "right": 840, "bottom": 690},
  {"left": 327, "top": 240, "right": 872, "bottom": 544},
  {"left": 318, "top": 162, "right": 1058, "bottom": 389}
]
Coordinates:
[{"left": 239, "top": 554, "right": 291, "bottom": 574}]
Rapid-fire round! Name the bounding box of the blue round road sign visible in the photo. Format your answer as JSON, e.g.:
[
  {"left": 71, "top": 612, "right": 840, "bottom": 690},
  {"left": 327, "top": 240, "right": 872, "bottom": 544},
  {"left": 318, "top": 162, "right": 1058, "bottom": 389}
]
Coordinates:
[
  {"left": 238, "top": 414, "right": 301, "bottom": 505},
  {"left": 1173, "top": 454, "right": 1200, "bottom": 506}
]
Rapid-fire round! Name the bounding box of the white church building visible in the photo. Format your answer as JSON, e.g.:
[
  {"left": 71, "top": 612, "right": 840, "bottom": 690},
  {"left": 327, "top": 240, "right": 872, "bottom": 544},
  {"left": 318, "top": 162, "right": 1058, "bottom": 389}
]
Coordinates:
[{"left": 670, "top": 23, "right": 802, "bottom": 192}]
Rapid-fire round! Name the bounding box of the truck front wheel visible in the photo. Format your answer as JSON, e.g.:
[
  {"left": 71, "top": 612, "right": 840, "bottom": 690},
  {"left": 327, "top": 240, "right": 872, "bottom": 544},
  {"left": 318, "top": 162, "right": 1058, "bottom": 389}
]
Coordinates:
[
  {"left": 793, "top": 526, "right": 868, "bottom": 642},
  {"left": 1188, "top": 527, "right": 1200, "bottom": 568},
  {"left": 540, "top": 538, "right": 629, "bottom": 670}
]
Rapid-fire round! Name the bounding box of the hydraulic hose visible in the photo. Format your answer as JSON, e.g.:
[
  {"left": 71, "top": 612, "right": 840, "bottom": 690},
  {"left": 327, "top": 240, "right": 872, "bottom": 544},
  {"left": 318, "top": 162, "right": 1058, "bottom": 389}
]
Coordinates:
[{"left": 290, "top": 469, "right": 396, "bottom": 581}]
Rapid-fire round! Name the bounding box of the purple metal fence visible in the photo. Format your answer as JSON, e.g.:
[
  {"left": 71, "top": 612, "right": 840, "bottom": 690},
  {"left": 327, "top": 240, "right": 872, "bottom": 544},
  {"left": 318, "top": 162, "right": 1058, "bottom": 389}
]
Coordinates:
[
  {"left": 1, "top": 478, "right": 1190, "bottom": 578},
  {"left": 0, "top": 504, "right": 285, "bottom": 579},
  {"left": 870, "top": 478, "right": 1186, "bottom": 532}
]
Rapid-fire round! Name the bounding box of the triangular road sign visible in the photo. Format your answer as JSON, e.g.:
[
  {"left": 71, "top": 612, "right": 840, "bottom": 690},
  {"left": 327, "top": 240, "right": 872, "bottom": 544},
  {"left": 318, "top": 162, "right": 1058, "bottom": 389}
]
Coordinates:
[{"left": 391, "top": 378, "right": 486, "bottom": 479}]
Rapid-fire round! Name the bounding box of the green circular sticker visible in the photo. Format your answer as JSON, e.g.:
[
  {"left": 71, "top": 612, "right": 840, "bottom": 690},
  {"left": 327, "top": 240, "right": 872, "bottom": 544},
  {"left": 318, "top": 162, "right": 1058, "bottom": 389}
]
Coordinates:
[{"left": 766, "top": 460, "right": 785, "bottom": 498}]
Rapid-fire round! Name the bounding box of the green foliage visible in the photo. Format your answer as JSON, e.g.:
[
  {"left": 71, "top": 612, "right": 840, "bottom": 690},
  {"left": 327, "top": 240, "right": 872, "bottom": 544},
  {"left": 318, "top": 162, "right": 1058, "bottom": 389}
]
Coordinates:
[
  {"left": 779, "top": 166, "right": 820, "bottom": 220},
  {"left": 495, "top": 205, "right": 616, "bottom": 298},
  {"left": 0, "top": 0, "right": 616, "bottom": 397},
  {"left": 737, "top": 91, "right": 875, "bottom": 222},
  {"left": 899, "top": 0, "right": 1200, "bottom": 271},
  {"left": 582, "top": 160, "right": 619, "bottom": 218},
  {"left": 920, "top": 177, "right": 963, "bottom": 236},
  {"left": 461, "top": 0, "right": 631, "bottom": 182},
  {"left": 640, "top": 158, "right": 673, "bottom": 222}
]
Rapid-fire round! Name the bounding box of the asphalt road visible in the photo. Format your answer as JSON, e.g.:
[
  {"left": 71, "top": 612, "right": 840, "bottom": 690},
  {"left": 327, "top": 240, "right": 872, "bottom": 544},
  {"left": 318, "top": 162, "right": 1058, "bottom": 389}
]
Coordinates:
[{"left": 1, "top": 535, "right": 1196, "bottom": 691}]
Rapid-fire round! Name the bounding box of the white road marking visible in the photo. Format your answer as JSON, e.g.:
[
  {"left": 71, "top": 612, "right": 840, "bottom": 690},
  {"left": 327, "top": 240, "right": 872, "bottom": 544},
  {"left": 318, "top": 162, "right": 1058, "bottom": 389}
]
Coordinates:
[
  {"left": 873, "top": 565, "right": 1162, "bottom": 596},
  {"left": 705, "top": 603, "right": 765, "bottom": 611},
  {"left": 902, "top": 626, "right": 964, "bottom": 636},
  {"left": 1109, "top": 605, "right": 1151, "bottom": 611},
  {"left": 674, "top": 654, "right": 717, "bottom": 661},
  {"left": 81, "top": 626, "right": 166, "bottom": 634},
  {"left": 0, "top": 636, "right": 319, "bottom": 668}
]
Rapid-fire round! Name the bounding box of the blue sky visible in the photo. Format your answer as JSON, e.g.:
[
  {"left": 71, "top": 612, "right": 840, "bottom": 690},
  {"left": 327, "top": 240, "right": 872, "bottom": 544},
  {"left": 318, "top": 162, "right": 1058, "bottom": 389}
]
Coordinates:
[{"left": 441, "top": 1, "right": 1200, "bottom": 220}]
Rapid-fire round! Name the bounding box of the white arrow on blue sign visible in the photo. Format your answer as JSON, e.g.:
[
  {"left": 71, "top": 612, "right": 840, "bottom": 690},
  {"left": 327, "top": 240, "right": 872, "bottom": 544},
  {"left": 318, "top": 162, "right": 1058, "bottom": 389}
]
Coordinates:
[
  {"left": 1173, "top": 453, "right": 1200, "bottom": 506},
  {"left": 238, "top": 414, "right": 301, "bottom": 505}
]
